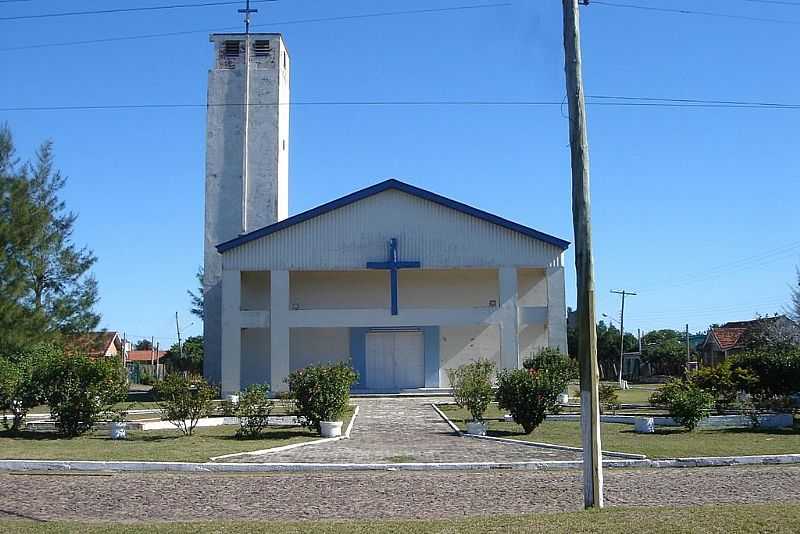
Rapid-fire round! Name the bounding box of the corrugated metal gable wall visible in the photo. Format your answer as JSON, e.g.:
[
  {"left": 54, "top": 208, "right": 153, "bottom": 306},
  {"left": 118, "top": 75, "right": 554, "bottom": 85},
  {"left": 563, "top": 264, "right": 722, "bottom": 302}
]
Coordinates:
[{"left": 223, "top": 190, "right": 564, "bottom": 270}]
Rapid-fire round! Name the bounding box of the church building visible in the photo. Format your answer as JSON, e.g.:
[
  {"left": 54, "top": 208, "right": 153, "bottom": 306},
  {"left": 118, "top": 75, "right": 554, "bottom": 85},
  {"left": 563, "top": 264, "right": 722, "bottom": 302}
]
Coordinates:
[{"left": 203, "top": 33, "right": 570, "bottom": 394}]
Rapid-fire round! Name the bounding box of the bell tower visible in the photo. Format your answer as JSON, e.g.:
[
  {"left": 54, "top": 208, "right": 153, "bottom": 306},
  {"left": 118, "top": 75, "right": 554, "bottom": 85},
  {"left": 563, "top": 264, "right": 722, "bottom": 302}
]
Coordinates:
[{"left": 203, "top": 31, "right": 290, "bottom": 384}]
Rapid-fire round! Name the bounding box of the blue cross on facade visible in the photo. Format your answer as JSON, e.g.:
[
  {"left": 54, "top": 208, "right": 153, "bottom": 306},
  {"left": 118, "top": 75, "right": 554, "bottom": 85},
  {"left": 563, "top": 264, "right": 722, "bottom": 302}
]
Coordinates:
[{"left": 367, "top": 238, "right": 420, "bottom": 315}]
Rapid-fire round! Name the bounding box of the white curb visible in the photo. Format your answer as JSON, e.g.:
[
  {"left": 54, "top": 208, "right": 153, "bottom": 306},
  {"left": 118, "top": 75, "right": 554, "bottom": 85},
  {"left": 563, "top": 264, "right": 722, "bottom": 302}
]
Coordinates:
[
  {"left": 430, "top": 402, "right": 647, "bottom": 460},
  {"left": 4, "top": 455, "right": 800, "bottom": 473},
  {"left": 208, "top": 405, "right": 359, "bottom": 462}
]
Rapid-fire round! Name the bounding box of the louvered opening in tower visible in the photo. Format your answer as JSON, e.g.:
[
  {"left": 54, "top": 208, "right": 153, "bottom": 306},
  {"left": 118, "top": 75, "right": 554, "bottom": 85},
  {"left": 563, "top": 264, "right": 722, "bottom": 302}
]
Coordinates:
[
  {"left": 223, "top": 40, "right": 240, "bottom": 58},
  {"left": 253, "top": 40, "right": 271, "bottom": 57}
]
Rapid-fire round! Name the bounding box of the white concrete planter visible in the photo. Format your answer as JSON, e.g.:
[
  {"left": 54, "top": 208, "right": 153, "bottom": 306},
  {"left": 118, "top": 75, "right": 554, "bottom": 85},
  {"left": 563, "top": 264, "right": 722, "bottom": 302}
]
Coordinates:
[
  {"left": 320, "top": 421, "right": 343, "bottom": 438},
  {"left": 634, "top": 417, "right": 655, "bottom": 434},
  {"left": 466, "top": 421, "right": 488, "bottom": 436},
  {"left": 110, "top": 422, "right": 127, "bottom": 440},
  {"left": 557, "top": 393, "right": 570, "bottom": 405}
]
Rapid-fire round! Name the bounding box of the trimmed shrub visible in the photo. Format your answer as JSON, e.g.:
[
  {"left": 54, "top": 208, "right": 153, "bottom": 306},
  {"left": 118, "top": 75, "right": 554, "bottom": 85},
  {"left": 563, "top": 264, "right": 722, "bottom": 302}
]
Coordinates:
[
  {"left": 651, "top": 378, "right": 713, "bottom": 431},
  {"left": 522, "top": 347, "right": 578, "bottom": 383},
  {"left": 286, "top": 362, "right": 358, "bottom": 434},
  {"left": 447, "top": 359, "right": 495, "bottom": 422},
  {"left": 496, "top": 349, "right": 573, "bottom": 434},
  {"left": 688, "top": 361, "right": 757, "bottom": 414},
  {"left": 154, "top": 373, "right": 216, "bottom": 436},
  {"left": 235, "top": 384, "right": 274, "bottom": 439},
  {"left": 40, "top": 354, "right": 127, "bottom": 437},
  {"left": 0, "top": 345, "right": 55, "bottom": 432},
  {"left": 598, "top": 384, "right": 620, "bottom": 414}
]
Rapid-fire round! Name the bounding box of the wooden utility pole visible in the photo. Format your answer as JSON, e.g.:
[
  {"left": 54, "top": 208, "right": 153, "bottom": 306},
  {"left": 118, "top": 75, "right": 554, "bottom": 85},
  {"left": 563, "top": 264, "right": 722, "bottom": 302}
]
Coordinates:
[
  {"left": 562, "top": 0, "right": 603, "bottom": 509},
  {"left": 611, "top": 289, "right": 636, "bottom": 387},
  {"left": 175, "top": 312, "right": 183, "bottom": 361},
  {"left": 686, "top": 323, "right": 690, "bottom": 362}
]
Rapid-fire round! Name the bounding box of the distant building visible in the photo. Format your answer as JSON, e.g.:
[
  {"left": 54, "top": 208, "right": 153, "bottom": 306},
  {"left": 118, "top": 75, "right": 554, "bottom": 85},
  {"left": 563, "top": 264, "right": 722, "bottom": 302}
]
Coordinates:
[
  {"left": 66, "top": 331, "right": 122, "bottom": 359},
  {"left": 700, "top": 315, "right": 797, "bottom": 365}
]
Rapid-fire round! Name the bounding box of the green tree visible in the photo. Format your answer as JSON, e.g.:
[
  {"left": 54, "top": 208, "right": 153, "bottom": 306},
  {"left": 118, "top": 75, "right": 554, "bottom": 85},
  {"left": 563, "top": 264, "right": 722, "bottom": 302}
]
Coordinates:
[
  {"left": 641, "top": 329, "right": 688, "bottom": 375},
  {"left": 596, "top": 321, "right": 638, "bottom": 377},
  {"left": 164, "top": 335, "right": 203, "bottom": 374},
  {"left": 188, "top": 266, "right": 204, "bottom": 320},
  {"left": 0, "top": 125, "right": 99, "bottom": 352},
  {"left": 134, "top": 339, "right": 153, "bottom": 351}
]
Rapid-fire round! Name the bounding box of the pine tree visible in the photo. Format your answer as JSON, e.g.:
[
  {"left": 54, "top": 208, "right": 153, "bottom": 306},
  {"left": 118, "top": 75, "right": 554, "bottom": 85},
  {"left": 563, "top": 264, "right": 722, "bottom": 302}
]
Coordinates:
[{"left": 0, "top": 124, "right": 100, "bottom": 351}]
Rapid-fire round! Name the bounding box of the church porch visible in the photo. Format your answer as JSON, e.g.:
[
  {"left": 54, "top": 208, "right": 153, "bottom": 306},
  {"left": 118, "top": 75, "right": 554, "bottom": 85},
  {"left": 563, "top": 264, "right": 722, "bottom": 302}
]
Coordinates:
[{"left": 220, "top": 266, "right": 567, "bottom": 395}]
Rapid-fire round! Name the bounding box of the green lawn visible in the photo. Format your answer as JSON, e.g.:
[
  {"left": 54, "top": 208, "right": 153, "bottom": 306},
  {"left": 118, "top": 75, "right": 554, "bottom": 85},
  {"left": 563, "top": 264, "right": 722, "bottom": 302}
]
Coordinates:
[
  {"left": 1, "top": 406, "right": 354, "bottom": 462},
  {"left": 2, "top": 504, "right": 800, "bottom": 533},
  {"left": 0, "top": 425, "right": 319, "bottom": 462},
  {"left": 567, "top": 383, "right": 660, "bottom": 405},
  {"left": 438, "top": 404, "right": 800, "bottom": 458}
]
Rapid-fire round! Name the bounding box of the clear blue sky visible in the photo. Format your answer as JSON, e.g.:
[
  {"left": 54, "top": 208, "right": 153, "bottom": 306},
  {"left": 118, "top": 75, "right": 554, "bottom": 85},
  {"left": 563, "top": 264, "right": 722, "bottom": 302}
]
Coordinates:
[{"left": 1, "top": 0, "right": 798, "bottom": 347}]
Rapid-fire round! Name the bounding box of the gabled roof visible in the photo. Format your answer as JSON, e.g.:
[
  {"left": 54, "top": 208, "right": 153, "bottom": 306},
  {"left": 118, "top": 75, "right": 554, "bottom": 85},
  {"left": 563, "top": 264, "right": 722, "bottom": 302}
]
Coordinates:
[
  {"left": 67, "top": 331, "right": 120, "bottom": 358},
  {"left": 709, "top": 327, "right": 747, "bottom": 351},
  {"left": 217, "top": 179, "right": 571, "bottom": 253}
]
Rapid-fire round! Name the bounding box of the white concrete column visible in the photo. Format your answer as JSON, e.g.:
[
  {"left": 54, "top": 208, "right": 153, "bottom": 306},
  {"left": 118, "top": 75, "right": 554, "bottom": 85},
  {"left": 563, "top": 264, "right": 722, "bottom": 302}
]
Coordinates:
[
  {"left": 270, "top": 270, "right": 290, "bottom": 393},
  {"left": 220, "top": 269, "right": 241, "bottom": 395},
  {"left": 546, "top": 266, "right": 568, "bottom": 353},
  {"left": 498, "top": 267, "right": 519, "bottom": 370}
]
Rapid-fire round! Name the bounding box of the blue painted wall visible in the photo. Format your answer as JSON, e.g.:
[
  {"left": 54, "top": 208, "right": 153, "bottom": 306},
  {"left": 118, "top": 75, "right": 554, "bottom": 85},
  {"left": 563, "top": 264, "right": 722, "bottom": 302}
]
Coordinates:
[
  {"left": 422, "top": 326, "right": 440, "bottom": 388},
  {"left": 349, "top": 327, "right": 368, "bottom": 388}
]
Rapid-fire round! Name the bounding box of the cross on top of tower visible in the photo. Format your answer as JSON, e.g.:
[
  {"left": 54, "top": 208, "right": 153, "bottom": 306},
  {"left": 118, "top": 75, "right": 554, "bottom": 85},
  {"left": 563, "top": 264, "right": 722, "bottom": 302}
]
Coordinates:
[{"left": 238, "top": 0, "right": 258, "bottom": 34}]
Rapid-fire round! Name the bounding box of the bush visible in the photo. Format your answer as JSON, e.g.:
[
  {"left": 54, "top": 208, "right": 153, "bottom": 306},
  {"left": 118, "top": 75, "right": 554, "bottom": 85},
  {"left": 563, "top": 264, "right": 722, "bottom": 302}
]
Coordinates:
[
  {"left": 40, "top": 354, "right": 127, "bottom": 437},
  {"left": 598, "top": 384, "right": 620, "bottom": 414},
  {"left": 523, "top": 347, "right": 578, "bottom": 382},
  {"left": 730, "top": 348, "right": 800, "bottom": 397},
  {"left": 0, "top": 345, "right": 54, "bottom": 432},
  {"left": 688, "top": 361, "right": 757, "bottom": 414},
  {"left": 154, "top": 373, "right": 216, "bottom": 436},
  {"left": 650, "top": 378, "right": 713, "bottom": 431},
  {"left": 235, "top": 384, "right": 274, "bottom": 439},
  {"left": 496, "top": 349, "right": 573, "bottom": 434},
  {"left": 286, "top": 362, "right": 358, "bottom": 433},
  {"left": 447, "top": 359, "right": 495, "bottom": 422}
]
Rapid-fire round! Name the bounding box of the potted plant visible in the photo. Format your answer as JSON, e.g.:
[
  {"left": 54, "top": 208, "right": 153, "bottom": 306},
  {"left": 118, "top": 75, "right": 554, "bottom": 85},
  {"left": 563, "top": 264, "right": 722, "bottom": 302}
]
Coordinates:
[
  {"left": 108, "top": 405, "right": 132, "bottom": 440},
  {"left": 447, "top": 359, "right": 495, "bottom": 436},
  {"left": 286, "top": 362, "right": 358, "bottom": 437}
]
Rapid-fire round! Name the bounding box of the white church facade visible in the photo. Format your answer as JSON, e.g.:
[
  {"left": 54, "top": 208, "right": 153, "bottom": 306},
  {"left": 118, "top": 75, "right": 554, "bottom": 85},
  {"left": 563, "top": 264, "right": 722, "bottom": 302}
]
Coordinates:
[{"left": 203, "top": 33, "right": 570, "bottom": 394}]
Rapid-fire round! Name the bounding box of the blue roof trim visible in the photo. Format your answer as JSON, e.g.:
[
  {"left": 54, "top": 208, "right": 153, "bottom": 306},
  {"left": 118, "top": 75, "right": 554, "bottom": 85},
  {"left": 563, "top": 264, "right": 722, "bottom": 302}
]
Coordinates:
[{"left": 216, "top": 179, "right": 571, "bottom": 253}]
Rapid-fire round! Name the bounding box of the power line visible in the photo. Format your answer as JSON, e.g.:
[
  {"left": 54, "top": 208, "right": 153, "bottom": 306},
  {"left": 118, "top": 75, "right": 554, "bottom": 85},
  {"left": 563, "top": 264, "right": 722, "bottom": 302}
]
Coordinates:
[
  {"left": 0, "top": 3, "right": 513, "bottom": 51},
  {"left": 742, "top": 0, "right": 800, "bottom": 6},
  {"left": 637, "top": 241, "right": 800, "bottom": 293},
  {"left": 591, "top": 1, "right": 800, "bottom": 25},
  {"left": 0, "top": 0, "right": 278, "bottom": 21},
  {"left": 588, "top": 94, "right": 800, "bottom": 109},
  {"left": 4, "top": 96, "right": 800, "bottom": 112}
]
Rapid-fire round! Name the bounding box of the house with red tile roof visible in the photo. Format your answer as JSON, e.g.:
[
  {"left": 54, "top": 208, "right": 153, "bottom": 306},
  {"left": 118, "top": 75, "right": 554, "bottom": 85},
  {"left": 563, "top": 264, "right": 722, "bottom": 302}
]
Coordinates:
[
  {"left": 700, "top": 316, "right": 797, "bottom": 365},
  {"left": 66, "top": 331, "right": 123, "bottom": 359}
]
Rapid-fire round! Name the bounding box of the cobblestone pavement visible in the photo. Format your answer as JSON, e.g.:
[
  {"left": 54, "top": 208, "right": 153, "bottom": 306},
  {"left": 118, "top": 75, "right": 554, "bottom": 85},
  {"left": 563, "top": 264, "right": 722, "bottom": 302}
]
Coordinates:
[
  {"left": 0, "top": 466, "right": 798, "bottom": 522},
  {"left": 239, "top": 397, "right": 583, "bottom": 463}
]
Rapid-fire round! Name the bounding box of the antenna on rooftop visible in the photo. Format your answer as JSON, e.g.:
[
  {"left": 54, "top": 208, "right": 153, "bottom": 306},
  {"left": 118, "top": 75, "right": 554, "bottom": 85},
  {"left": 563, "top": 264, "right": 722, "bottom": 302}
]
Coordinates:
[{"left": 238, "top": 0, "right": 258, "bottom": 34}]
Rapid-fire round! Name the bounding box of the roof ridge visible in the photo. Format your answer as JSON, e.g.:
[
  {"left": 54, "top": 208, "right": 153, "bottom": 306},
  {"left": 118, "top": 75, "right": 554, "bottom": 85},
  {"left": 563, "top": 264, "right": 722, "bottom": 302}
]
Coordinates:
[{"left": 217, "top": 179, "right": 570, "bottom": 253}]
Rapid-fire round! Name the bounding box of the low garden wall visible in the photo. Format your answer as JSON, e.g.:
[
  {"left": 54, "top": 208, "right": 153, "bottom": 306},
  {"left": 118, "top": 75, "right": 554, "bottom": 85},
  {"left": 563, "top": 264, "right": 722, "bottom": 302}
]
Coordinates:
[{"left": 542, "top": 413, "right": 794, "bottom": 429}]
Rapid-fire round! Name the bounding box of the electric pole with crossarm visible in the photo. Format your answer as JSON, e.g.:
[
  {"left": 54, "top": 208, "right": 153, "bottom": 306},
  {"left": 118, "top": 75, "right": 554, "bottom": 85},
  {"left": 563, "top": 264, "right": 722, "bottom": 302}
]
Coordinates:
[{"left": 562, "top": 0, "right": 603, "bottom": 509}]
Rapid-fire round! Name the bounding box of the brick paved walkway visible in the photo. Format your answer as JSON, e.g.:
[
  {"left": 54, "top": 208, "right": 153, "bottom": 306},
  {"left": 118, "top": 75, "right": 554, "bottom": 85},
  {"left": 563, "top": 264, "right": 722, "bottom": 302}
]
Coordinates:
[
  {"left": 1, "top": 466, "right": 798, "bottom": 522},
  {"left": 237, "top": 397, "right": 583, "bottom": 463}
]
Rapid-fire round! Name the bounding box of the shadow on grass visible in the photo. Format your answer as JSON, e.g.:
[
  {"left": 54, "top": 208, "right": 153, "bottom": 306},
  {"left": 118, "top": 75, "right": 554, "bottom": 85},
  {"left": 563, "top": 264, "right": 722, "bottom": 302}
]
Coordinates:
[
  {"left": 0, "top": 430, "right": 66, "bottom": 441},
  {"left": 217, "top": 428, "right": 319, "bottom": 441}
]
